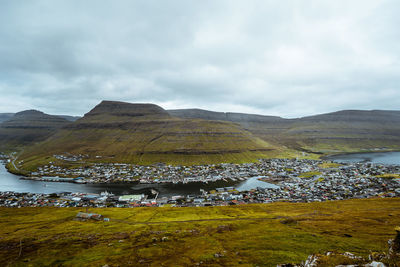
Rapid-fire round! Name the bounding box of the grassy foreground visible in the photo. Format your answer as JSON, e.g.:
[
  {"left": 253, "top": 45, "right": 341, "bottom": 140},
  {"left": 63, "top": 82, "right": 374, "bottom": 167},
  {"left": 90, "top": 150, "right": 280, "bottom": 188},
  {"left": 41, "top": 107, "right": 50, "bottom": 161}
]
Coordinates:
[{"left": 1, "top": 198, "right": 400, "bottom": 266}]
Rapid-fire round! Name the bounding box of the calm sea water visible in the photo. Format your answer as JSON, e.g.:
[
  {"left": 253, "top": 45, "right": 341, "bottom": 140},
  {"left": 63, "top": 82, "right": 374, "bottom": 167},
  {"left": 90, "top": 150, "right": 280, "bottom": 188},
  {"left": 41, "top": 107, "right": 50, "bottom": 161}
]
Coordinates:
[
  {"left": 0, "top": 163, "right": 277, "bottom": 196},
  {"left": 326, "top": 151, "right": 400, "bottom": 165}
]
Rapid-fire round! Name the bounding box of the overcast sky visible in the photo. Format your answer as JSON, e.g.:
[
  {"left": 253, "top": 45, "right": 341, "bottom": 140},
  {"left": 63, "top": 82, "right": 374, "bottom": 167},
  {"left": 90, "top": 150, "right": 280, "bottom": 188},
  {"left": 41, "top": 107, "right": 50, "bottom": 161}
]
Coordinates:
[{"left": 0, "top": 1, "right": 399, "bottom": 118}]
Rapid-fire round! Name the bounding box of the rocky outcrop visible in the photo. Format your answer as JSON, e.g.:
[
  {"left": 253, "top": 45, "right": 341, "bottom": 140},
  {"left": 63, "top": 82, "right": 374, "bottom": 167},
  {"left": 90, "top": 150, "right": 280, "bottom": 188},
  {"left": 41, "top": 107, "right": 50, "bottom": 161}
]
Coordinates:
[
  {"left": 387, "top": 227, "right": 400, "bottom": 264},
  {"left": 277, "top": 227, "right": 400, "bottom": 267}
]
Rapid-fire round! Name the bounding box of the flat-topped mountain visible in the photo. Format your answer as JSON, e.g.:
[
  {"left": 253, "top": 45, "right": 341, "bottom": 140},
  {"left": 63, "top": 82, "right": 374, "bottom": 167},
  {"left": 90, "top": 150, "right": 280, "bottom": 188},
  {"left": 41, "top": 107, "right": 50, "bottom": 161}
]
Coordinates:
[
  {"left": 66, "top": 101, "right": 172, "bottom": 130},
  {"left": 86, "top": 100, "right": 169, "bottom": 117},
  {"left": 18, "top": 101, "right": 274, "bottom": 170},
  {"left": 0, "top": 110, "right": 70, "bottom": 149}
]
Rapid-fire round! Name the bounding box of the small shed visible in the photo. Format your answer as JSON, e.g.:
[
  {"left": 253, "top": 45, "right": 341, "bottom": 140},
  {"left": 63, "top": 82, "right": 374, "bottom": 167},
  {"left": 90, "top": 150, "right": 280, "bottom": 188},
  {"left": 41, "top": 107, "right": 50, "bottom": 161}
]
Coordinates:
[{"left": 76, "top": 212, "right": 104, "bottom": 221}]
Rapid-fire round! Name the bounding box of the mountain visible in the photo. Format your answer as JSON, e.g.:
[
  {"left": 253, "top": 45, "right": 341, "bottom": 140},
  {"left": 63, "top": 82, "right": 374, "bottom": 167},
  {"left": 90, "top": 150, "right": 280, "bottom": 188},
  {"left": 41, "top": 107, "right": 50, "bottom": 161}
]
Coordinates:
[
  {"left": 1, "top": 112, "right": 79, "bottom": 123},
  {"left": 56, "top": 115, "right": 81, "bottom": 121},
  {"left": 17, "top": 101, "right": 275, "bottom": 171},
  {"left": 168, "top": 109, "right": 400, "bottom": 153},
  {"left": 8, "top": 105, "right": 400, "bottom": 172},
  {"left": 0, "top": 110, "right": 70, "bottom": 149},
  {"left": 0, "top": 113, "right": 14, "bottom": 123},
  {"left": 287, "top": 110, "right": 400, "bottom": 153}
]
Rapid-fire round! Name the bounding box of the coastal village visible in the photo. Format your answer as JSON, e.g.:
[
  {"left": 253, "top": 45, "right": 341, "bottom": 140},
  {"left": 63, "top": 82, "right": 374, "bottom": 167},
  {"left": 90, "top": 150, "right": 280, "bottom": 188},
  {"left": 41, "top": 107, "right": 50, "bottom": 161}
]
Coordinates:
[{"left": 1, "top": 155, "right": 400, "bottom": 208}]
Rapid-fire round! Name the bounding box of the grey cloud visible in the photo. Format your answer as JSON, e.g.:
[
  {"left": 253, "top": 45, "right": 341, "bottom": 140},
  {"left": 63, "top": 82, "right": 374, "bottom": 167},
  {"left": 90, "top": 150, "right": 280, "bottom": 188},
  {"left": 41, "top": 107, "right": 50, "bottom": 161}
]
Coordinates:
[{"left": 0, "top": 0, "right": 399, "bottom": 117}]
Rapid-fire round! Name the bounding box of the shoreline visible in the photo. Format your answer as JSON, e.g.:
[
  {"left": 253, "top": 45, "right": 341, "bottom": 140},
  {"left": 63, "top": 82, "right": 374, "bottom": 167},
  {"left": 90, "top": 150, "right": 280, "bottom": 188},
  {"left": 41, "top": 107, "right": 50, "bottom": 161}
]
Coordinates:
[
  {"left": 18, "top": 176, "right": 240, "bottom": 185},
  {"left": 321, "top": 149, "right": 400, "bottom": 160}
]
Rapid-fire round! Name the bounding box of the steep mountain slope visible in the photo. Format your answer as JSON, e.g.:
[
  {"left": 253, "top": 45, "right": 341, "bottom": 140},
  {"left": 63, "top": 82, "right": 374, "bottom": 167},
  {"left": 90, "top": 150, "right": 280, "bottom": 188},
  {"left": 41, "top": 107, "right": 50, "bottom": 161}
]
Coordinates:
[
  {"left": 0, "top": 110, "right": 70, "bottom": 150},
  {"left": 169, "top": 109, "right": 400, "bottom": 154},
  {"left": 18, "top": 101, "right": 275, "bottom": 170}
]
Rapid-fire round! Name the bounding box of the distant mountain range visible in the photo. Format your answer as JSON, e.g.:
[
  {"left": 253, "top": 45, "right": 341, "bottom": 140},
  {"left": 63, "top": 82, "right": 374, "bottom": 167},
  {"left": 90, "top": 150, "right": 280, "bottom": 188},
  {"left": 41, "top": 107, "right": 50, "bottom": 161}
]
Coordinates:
[
  {"left": 169, "top": 109, "right": 400, "bottom": 154},
  {"left": 1, "top": 101, "right": 399, "bottom": 172}
]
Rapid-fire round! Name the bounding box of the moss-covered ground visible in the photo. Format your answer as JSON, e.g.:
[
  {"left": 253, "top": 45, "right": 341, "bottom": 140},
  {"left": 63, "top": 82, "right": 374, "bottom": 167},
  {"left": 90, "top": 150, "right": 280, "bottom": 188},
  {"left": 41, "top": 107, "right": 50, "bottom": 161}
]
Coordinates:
[{"left": 1, "top": 198, "right": 400, "bottom": 266}]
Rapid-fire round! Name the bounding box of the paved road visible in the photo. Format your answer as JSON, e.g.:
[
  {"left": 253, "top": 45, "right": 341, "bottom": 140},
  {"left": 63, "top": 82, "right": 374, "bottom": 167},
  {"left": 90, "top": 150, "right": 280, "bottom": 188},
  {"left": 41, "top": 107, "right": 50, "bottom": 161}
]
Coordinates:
[{"left": 10, "top": 150, "right": 23, "bottom": 172}]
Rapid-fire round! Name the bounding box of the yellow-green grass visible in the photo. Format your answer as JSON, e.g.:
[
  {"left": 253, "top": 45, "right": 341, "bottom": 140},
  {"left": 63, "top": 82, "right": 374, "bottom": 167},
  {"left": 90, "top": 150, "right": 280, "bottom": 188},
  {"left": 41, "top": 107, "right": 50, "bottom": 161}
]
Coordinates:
[
  {"left": 318, "top": 162, "right": 341, "bottom": 169},
  {"left": 1, "top": 198, "right": 400, "bottom": 266},
  {"left": 299, "top": 171, "right": 322, "bottom": 178},
  {"left": 375, "top": 174, "right": 400, "bottom": 179}
]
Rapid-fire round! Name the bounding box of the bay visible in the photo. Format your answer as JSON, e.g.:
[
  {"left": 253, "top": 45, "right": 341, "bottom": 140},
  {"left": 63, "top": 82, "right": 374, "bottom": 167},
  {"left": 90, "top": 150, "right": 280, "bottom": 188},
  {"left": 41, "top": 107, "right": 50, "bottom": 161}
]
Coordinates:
[
  {"left": 0, "top": 162, "right": 277, "bottom": 197},
  {"left": 326, "top": 151, "right": 400, "bottom": 165}
]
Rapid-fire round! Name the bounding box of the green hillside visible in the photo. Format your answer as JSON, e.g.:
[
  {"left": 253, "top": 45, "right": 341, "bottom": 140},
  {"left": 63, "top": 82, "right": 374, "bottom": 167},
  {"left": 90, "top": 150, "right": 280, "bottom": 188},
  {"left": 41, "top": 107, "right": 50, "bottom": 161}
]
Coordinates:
[
  {"left": 1, "top": 198, "right": 399, "bottom": 266},
  {"left": 169, "top": 109, "right": 400, "bottom": 155},
  {"left": 17, "top": 101, "right": 276, "bottom": 171}
]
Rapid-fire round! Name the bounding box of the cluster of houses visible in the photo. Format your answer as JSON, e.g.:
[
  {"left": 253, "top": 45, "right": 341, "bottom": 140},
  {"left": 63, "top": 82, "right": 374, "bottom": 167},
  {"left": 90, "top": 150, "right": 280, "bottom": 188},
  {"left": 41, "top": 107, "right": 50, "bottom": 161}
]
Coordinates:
[
  {"left": 1, "top": 168, "right": 399, "bottom": 208},
  {"left": 53, "top": 153, "right": 88, "bottom": 162},
  {"left": 1, "top": 155, "right": 400, "bottom": 207},
  {"left": 30, "top": 161, "right": 261, "bottom": 184},
  {"left": 27, "top": 157, "right": 400, "bottom": 187}
]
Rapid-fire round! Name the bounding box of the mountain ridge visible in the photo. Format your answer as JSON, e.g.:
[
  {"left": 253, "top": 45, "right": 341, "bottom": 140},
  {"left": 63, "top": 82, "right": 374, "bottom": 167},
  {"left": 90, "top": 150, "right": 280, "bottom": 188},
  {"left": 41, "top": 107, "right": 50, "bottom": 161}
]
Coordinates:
[
  {"left": 3, "top": 103, "right": 400, "bottom": 172},
  {"left": 169, "top": 108, "right": 400, "bottom": 153},
  {"left": 16, "top": 101, "right": 275, "bottom": 171}
]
